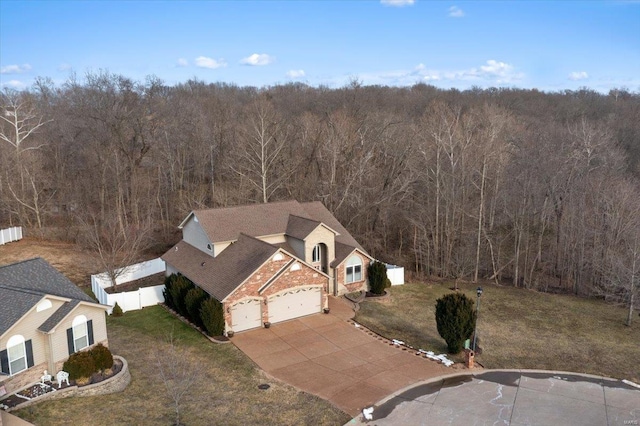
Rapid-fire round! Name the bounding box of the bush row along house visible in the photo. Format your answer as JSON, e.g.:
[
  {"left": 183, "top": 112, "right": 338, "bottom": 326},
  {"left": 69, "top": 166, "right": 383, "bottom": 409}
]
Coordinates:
[
  {"left": 0, "top": 258, "right": 109, "bottom": 395},
  {"left": 162, "top": 200, "right": 372, "bottom": 333}
]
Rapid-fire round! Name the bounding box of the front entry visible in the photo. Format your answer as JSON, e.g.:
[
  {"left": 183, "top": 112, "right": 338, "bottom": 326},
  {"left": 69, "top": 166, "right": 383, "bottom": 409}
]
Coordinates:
[
  {"left": 230, "top": 299, "right": 262, "bottom": 332},
  {"left": 267, "top": 287, "right": 322, "bottom": 324}
]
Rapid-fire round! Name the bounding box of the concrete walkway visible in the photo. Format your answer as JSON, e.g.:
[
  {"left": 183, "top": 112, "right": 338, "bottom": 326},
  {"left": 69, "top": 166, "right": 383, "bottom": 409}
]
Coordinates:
[
  {"left": 348, "top": 370, "right": 640, "bottom": 425},
  {"left": 231, "top": 297, "right": 453, "bottom": 416}
]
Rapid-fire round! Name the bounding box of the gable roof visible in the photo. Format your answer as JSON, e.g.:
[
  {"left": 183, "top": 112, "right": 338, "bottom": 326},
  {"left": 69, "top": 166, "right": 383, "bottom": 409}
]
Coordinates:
[
  {"left": 162, "top": 234, "right": 280, "bottom": 301},
  {"left": 0, "top": 258, "right": 97, "bottom": 337},
  {"left": 182, "top": 200, "right": 366, "bottom": 253}
]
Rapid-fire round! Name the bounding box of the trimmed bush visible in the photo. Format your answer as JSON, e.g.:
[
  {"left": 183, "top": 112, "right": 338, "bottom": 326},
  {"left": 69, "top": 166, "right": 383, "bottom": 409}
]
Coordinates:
[
  {"left": 185, "top": 287, "right": 208, "bottom": 327},
  {"left": 200, "top": 297, "right": 225, "bottom": 336},
  {"left": 435, "top": 292, "right": 477, "bottom": 354},
  {"left": 63, "top": 351, "right": 96, "bottom": 381},
  {"left": 91, "top": 343, "right": 114, "bottom": 372},
  {"left": 368, "top": 261, "right": 391, "bottom": 295},
  {"left": 111, "top": 301, "right": 123, "bottom": 317},
  {"left": 168, "top": 274, "right": 194, "bottom": 317}
]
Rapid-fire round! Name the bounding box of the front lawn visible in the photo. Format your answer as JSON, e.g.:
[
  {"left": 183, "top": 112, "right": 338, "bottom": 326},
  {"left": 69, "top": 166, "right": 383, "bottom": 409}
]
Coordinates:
[
  {"left": 14, "top": 306, "right": 350, "bottom": 425},
  {"left": 355, "top": 281, "right": 640, "bottom": 383}
]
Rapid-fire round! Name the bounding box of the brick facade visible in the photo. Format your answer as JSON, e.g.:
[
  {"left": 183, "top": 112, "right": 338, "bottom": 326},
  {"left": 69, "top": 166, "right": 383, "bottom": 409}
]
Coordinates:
[
  {"left": 223, "top": 251, "right": 329, "bottom": 330},
  {"left": 335, "top": 252, "right": 370, "bottom": 295}
]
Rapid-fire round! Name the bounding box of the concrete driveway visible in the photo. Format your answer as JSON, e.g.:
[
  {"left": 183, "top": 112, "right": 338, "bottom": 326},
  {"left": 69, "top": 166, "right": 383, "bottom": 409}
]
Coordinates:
[
  {"left": 231, "top": 297, "right": 451, "bottom": 416},
  {"left": 350, "top": 370, "right": 640, "bottom": 425}
]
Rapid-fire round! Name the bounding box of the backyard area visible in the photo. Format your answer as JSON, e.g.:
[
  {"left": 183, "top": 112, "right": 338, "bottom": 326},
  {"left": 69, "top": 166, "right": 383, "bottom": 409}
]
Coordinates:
[{"left": 355, "top": 281, "right": 640, "bottom": 383}]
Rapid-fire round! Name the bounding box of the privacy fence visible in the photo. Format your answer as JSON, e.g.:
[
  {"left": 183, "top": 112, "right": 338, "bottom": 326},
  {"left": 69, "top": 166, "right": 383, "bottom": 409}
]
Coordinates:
[
  {"left": 0, "top": 226, "right": 23, "bottom": 245},
  {"left": 91, "top": 258, "right": 166, "bottom": 314}
]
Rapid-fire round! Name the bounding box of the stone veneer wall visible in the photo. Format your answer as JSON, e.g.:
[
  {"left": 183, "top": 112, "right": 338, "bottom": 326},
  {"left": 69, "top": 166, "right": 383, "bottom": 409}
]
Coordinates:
[
  {"left": 0, "top": 362, "right": 47, "bottom": 396},
  {"left": 5, "top": 356, "right": 130, "bottom": 412}
]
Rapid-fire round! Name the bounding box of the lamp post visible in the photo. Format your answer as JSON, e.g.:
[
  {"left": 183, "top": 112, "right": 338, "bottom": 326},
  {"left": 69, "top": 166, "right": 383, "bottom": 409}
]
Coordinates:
[{"left": 473, "top": 286, "right": 483, "bottom": 352}]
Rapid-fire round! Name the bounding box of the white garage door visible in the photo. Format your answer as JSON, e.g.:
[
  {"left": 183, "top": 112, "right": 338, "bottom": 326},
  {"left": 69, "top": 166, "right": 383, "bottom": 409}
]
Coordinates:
[
  {"left": 231, "top": 299, "right": 262, "bottom": 332},
  {"left": 268, "top": 287, "right": 322, "bottom": 324}
]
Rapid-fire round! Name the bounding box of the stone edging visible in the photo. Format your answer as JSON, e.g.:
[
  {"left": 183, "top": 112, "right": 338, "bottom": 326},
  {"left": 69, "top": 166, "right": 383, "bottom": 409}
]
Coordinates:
[{"left": 5, "top": 355, "right": 130, "bottom": 412}]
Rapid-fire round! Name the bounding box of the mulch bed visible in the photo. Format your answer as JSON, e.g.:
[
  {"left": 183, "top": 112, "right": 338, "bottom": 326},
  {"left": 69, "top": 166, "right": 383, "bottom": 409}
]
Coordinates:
[
  {"left": 0, "top": 359, "right": 123, "bottom": 410},
  {"left": 104, "top": 273, "right": 165, "bottom": 294}
]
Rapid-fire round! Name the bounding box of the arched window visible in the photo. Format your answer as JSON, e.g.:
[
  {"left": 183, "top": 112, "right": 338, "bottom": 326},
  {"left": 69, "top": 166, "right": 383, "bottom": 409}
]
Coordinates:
[
  {"left": 72, "top": 315, "right": 89, "bottom": 352},
  {"left": 7, "top": 335, "right": 27, "bottom": 375},
  {"left": 36, "top": 299, "right": 52, "bottom": 312},
  {"left": 273, "top": 253, "right": 284, "bottom": 261},
  {"left": 345, "top": 255, "right": 362, "bottom": 283},
  {"left": 290, "top": 262, "right": 301, "bottom": 271},
  {"left": 312, "top": 244, "right": 321, "bottom": 263}
]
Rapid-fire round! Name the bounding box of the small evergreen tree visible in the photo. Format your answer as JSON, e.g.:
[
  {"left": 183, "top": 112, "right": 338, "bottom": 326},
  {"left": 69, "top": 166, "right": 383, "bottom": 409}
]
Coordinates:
[
  {"left": 368, "top": 261, "right": 391, "bottom": 295},
  {"left": 200, "top": 297, "right": 225, "bottom": 336},
  {"left": 435, "top": 292, "right": 477, "bottom": 354},
  {"left": 163, "top": 274, "right": 176, "bottom": 310},
  {"left": 111, "top": 301, "right": 123, "bottom": 316},
  {"left": 169, "top": 275, "right": 194, "bottom": 317},
  {"left": 185, "top": 286, "right": 208, "bottom": 327},
  {"left": 90, "top": 343, "right": 114, "bottom": 373}
]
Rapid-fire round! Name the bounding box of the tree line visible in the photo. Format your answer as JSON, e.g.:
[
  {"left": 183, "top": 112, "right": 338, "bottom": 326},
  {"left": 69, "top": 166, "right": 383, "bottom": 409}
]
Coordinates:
[{"left": 1, "top": 73, "right": 638, "bottom": 324}]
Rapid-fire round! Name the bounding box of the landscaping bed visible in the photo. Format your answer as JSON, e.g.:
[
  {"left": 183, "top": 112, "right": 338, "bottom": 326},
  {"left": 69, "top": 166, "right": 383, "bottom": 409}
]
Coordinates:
[{"left": 355, "top": 281, "right": 640, "bottom": 383}]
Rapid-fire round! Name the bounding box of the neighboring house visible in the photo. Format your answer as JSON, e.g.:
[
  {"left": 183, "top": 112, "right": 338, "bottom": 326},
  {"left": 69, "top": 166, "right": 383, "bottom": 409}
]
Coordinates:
[
  {"left": 0, "top": 258, "right": 109, "bottom": 395},
  {"left": 162, "top": 200, "right": 372, "bottom": 333}
]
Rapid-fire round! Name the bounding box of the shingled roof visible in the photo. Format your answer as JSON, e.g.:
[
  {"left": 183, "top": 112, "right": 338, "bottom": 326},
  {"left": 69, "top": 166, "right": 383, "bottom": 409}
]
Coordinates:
[
  {"left": 184, "top": 200, "right": 365, "bottom": 252},
  {"left": 0, "top": 258, "right": 97, "bottom": 337},
  {"left": 162, "top": 234, "right": 280, "bottom": 301}
]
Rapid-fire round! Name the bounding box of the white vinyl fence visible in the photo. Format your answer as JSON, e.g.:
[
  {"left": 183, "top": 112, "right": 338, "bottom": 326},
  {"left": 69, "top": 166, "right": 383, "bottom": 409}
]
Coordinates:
[
  {"left": 386, "top": 264, "right": 405, "bottom": 286},
  {"left": 91, "top": 258, "right": 166, "bottom": 314},
  {"left": 0, "top": 226, "right": 23, "bottom": 245}
]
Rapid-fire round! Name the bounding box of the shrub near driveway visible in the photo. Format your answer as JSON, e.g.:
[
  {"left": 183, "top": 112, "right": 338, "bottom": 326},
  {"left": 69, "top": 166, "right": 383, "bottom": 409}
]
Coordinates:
[
  {"left": 14, "top": 306, "right": 350, "bottom": 426},
  {"left": 355, "top": 281, "right": 640, "bottom": 383}
]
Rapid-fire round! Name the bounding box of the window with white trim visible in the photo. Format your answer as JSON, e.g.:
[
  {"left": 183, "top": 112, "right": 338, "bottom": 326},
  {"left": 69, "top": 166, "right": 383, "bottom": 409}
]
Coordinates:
[
  {"left": 7, "top": 335, "right": 27, "bottom": 375},
  {"left": 36, "top": 299, "right": 52, "bottom": 312},
  {"left": 345, "top": 255, "right": 362, "bottom": 283},
  {"left": 312, "top": 244, "right": 321, "bottom": 263},
  {"left": 72, "top": 315, "right": 89, "bottom": 352}
]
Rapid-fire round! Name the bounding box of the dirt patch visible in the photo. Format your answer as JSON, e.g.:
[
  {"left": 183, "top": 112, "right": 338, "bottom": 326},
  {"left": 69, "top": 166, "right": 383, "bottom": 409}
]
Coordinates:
[
  {"left": 104, "top": 273, "right": 165, "bottom": 294},
  {"left": 0, "top": 238, "right": 101, "bottom": 287}
]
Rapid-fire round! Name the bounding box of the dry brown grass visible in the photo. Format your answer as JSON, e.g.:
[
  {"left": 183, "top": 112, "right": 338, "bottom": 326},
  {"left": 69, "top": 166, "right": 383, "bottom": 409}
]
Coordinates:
[
  {"left": 14, "top": 307, "right": 350, "bottom": 425},
  {"left": 355, "top": 281, "right": 640, "bottom": 383},
  {"left": 0, "top": 237, "right": 101, "bottom": 286},
  {"left": 2, "top": 238, "right": 349, "bottom": 425}
]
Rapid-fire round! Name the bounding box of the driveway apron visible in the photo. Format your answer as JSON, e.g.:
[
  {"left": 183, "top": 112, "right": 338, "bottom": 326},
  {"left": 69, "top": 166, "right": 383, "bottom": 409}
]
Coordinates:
[{"left": 231, "top": 297, "right": 451, "bottom": 416}]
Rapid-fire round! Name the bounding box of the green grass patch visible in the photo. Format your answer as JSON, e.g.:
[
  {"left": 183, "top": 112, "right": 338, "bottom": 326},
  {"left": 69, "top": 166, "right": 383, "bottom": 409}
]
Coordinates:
[
  {"left": 15, "top": 306, "right": 350, "bottom": 426},
  {"left": 355, "top": 281, "right": 640, "bottom": 382}
]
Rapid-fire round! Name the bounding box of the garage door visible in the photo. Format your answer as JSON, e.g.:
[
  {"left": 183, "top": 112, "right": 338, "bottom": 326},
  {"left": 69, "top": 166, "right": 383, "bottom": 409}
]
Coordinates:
[
  {"left": 268, "top": 287, "right": 322, "bottom": 324},
  {"left": 230, "top": 299, "right": 262, "bottom": 332}
]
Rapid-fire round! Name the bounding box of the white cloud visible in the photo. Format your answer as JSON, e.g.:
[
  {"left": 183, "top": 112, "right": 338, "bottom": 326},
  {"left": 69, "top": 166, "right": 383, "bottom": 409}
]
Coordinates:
[
  {"left": 448, "top": 5, "right": 464, "bottom": 17},
  {"left": 176, "top": 58, "right": 189, "bottom": 67},
  {"left": 286, "top": 69, "right": 306, "bottom": 79},
  {"left": 195, "top": 56, "right": 227, "bottom": 69},
  {"left": 58, "top": 63, "right": 72, "bottom": 71},
  {"left": 353, "top": 60, "right": 523, "bottom": 87},
  {"left": 1, "top": 79, "right": 26, "bottom": 88},
  {"left": 568, "top": 71, "right": 589, "bottom": 81},
  {"left": 0, "top": 64, "right": 32, "bottom": 74},
  {"left": 240, "top": 53, "right": 275, "bottom": 66},
  {"left": 381, "top": 0, "right": 415, "bottom": 6}
]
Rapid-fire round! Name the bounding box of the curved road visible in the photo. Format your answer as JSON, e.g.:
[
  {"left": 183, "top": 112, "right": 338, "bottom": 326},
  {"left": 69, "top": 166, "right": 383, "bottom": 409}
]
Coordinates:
[{"left": 349, "top": 370, "right": 640, "bottom": 425}]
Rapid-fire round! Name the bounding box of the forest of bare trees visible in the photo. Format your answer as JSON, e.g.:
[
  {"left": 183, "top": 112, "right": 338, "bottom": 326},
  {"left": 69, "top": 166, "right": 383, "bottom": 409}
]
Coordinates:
[{"left": 1, "top": 73, "right": 639, "bottom": 324}]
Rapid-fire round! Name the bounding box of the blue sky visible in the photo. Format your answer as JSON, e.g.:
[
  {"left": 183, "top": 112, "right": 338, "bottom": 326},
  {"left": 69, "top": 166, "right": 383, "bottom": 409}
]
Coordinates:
[{"left": 1, "top": 0, "right": 639, "bottom": 92}]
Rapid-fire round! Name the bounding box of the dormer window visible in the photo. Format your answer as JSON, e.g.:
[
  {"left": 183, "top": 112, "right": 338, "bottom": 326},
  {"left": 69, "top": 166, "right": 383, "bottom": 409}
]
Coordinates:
[{"left": 312, "top": 244, "right": 321, "bottom": 263}]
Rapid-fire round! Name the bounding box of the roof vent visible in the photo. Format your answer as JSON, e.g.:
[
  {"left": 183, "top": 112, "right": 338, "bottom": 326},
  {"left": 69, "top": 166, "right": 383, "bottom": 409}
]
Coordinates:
[
  {"left": 174, "top": 246, "right": 178, "bottom": 251},
  {"left": 201, "top": 261, "right": 206, "bottom": 266}
]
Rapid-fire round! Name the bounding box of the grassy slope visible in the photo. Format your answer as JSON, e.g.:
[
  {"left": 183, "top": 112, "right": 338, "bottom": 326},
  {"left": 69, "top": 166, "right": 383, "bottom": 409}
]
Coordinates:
[
  {"left": 15, "top": 306, "right": 349, "bottom": 426},
  {"left": 355, "top": 281, "right": 640, "bottom": 383}
]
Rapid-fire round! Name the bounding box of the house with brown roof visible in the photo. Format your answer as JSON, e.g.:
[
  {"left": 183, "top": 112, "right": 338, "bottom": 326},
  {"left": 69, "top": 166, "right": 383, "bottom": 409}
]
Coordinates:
[
  {"left": 0, "top": 258, "right": 109, "bottom": 395},
  {"left": 162, "top": 200, "right": 372, "bottom": 333}
]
